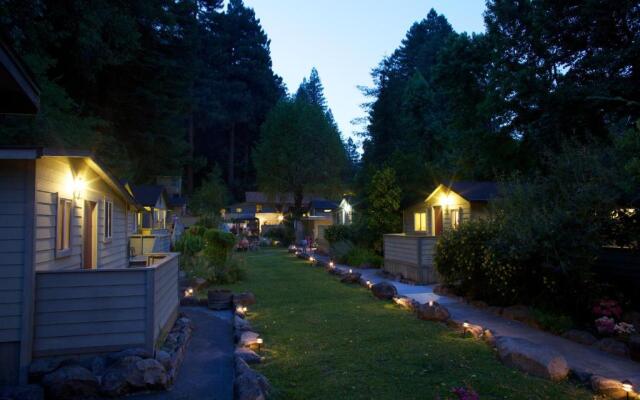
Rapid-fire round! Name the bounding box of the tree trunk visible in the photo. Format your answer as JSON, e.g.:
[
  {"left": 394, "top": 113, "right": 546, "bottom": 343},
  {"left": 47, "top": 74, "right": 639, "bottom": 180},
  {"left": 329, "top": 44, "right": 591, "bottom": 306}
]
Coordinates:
[
  {"left": 186, "top": 112, "right": 194, "bottom": 194},
  {"left": 293, "top": 189, "right": 304, "bottom": 242},
  {"left": 228, "top": 122, "right": 235, "bottom": 188}
]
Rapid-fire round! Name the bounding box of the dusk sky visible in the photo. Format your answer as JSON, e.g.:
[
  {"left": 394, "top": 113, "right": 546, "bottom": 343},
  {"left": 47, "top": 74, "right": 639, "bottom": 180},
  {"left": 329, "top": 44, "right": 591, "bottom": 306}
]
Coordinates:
[{"left": 242, "top": 0, "right": 488, "bottom": 143}]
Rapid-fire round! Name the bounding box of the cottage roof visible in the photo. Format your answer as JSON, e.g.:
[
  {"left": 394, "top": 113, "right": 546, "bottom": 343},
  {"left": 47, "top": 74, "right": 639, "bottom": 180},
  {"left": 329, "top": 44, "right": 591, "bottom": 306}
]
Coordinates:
[
  {"left": 1, "top": 37, "right": 40, "bottom": 114},
  {"left": 244, "top": 191, "right": 325, "bottom": 205},
  {"left": 309, "top": 200, "right": 338, "bottom": 210},
  {"left": 129, "top": 185, "right": 168, "bottom": 208},
  {"left": 426, "top": 181, "right": 499, "bottom": 203},
  {"left": 0, "top": 147, "right": 138, "bottom": 206}
]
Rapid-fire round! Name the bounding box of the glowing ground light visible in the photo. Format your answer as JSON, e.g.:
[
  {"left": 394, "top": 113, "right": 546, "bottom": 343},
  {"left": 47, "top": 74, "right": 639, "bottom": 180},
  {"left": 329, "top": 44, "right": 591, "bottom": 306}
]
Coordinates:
[
  {"left": 366, "top": 280, "right": 372, "bottom": 288},
  {"left": 329, "top": 261, "right": 335, "bottom": 268},
  {"left": 428, "top": 300, "right": 434, "bottom": 307},
  {"left": 256, "top": 338, "right": 263, "bottom": 350},
  {"left": 462, "top": 320, "right": 470, "bottom": 337},
  {"left": 622, "top": 379, "right": 633, "bottom": 399},
  {"left": 184, "top": 287, "right": 194, "bottom": 297},
  {"left": 349, "top": 269, "right": 353, "bottom": 274},
  {"left": 309, "top": 256, "right": 315, "bottom": 262}
]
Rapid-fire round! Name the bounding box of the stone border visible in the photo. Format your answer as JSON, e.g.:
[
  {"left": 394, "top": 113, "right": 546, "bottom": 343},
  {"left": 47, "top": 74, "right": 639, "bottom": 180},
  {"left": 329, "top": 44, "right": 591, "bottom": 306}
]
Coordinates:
[
  {"left": 293, "top": 251, "right": 640, "bottom": 399},
  {"left": 18, "top": 314, "right": 193, "bottom": 400}
]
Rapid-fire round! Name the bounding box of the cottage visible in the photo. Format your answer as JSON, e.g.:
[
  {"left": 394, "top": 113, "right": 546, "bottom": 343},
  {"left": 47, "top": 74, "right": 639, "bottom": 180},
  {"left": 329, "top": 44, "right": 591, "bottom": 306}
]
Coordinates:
[
  {"left": 128, "top": 184, "right": 172, "bottom": 255},
  {"left": 334, "top": 195, "right": 355, "bottom": 225},
  {"left": 0, "top": 148, "right": 179, "bottom": 384},
  {"left": 302, "top": 199, "right": 338, "bottom": 247},
  {"left": 384, "top": 182, "right": 498, "bottom": 284}
]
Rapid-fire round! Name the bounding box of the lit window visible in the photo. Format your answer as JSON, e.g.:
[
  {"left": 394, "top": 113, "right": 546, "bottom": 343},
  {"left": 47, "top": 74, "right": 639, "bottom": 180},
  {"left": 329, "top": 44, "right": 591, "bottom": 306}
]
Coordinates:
[
  {"left": 256, "top": 204, "right": 262, "bottom": 212},
  {"left": 104, "top": 199, "right": 113, "bottom": 240},
  {"left": 451, "top": 208, "right": 463, "bottom": 229},
  {"left": 414, "top": 212, "right": 427, "bottom": 231},
  {"left": 236, "top": 207, "right": 242, "bottom": 213},
  {"left": 56, "top": 197, "right": 72, "bottom": 256}
]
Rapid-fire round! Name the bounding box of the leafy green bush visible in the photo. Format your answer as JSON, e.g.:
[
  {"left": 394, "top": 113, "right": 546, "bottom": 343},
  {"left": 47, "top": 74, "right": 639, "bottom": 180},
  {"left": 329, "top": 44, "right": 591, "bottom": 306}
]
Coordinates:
[
  {"left": 203, "top": 229, "right": 236, "bottom": 266},
  {"left": 264, "top": 224, "right": 295, "bottom": 246},
  {"left": 531, "top": 308, "right": 574, "bottom": 335},
  {"left": 324, "top": 225, "right": 355, "bottom": 244},
  {"left": 174, "top": 232, "right": 204, "bottom": 256},
  {"left": 344, "top": 247, "right": 383, "bottom": 268}
]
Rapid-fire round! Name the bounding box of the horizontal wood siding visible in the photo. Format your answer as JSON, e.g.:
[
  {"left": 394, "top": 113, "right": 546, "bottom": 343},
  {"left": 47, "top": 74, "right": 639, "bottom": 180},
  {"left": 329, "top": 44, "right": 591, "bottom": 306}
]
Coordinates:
[
  {"left": 0, "top": 161, "right": 28, "bottom": 345},
  {"left": 153, "top": 253, "right": 179, "bottom": 340},
  {"left": 383, "top": 234, "right": 440, "bottom": 284},
  {"left": 33, "top": 269, "right": 148, "bottom": 357},
  {"left": 383, "top": 235, "right": 419, "bottom": 264},
  {"left": 34, "top": 157, "right": 129, "bottom": 272}
]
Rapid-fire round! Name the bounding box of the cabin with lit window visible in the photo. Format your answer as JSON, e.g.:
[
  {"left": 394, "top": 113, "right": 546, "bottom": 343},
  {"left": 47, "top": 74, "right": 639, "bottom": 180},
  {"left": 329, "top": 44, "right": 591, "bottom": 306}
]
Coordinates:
[
  {"left": 0, "top": 148, "right": 179, "bottom": 385},
  {"left": 302, "top": 200, "right": 338, "bottom": 247},
  {"left": 383, "top": 182, "right": 498, "bottom": 284},
  {"left": 334, "top": 195, "right": 355, "bottom": 225},
  {"left": 127, "top": 185, "right": 171, "bottom": 255}
]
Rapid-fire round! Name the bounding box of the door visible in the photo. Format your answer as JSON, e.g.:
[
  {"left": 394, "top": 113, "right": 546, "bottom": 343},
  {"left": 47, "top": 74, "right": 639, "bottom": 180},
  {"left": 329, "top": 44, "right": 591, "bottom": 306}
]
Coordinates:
[
  {"left": 83, "top": 200, "right": 97, "bottom": 269},
  {"left": 433, "top": 206, "right": 443, "bottom": 236}
]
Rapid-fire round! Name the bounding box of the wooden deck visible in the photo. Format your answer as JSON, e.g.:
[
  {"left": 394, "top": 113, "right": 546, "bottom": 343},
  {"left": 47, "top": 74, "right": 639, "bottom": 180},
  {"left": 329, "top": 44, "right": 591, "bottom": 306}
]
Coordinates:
[
  {"left": 32, "top": 252, "right": 179, "bottom": 358},
  {"left": 383, "top": 234, "right": 439, "bottom": 284}
]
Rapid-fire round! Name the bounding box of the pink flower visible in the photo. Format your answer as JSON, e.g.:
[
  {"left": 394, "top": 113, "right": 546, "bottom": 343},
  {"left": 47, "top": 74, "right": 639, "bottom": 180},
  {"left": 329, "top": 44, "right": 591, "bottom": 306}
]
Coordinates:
[
  {"left": 453, "top": 386, "right": 480, "bottom": 400},
  {"left": 595, "top": 316, "right": 616, "bottom": 335}
]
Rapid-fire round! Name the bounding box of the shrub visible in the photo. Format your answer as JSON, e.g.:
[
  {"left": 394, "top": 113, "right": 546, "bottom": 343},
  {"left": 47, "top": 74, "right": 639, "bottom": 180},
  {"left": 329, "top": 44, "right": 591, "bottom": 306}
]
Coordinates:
[
  {"left": 203, "top": 229, "right": 236, "bottom": 266},
  {"left": 344, "top": 247, "right": 383, "bottom": 268},
  {"left": 324, "top": 225, "right": 354, "bottom": 244},
  {"left": 531, "top": 308, "right": 574, "bottom": 334},
  {"left": 174, "top": 233, "right": 204, "bottom": 256},
  {"left": 264, "top": 224, "right": 295, "bottom": 246}
]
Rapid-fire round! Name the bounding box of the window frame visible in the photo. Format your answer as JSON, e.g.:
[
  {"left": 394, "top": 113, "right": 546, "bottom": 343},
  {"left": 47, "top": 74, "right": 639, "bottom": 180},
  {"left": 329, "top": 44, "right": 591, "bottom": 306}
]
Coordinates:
[
  {"left": 451, "top": 208, "right": 463, "bottom": 229},
  {"left": 104, "top": 198, "right": 113, "bottom": 242},
  {"left": 56, "top": 195, "right": 73, "bottom": 258},
  {"left": 414, "top": 212, "right": 427, "bottom": 232}
]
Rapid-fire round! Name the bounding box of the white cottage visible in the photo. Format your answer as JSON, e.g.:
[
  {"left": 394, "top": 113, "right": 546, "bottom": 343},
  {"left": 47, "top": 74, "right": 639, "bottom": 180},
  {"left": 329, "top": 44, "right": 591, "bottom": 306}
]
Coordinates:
[{"left": 0, "top": 148, "right": 179, "bottom": 385}]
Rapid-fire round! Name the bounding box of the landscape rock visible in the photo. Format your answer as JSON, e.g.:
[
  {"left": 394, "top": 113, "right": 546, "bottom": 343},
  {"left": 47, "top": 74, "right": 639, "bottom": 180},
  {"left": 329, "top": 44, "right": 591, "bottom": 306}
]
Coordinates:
[
  {"left": 234, "top": 292, "right": 257, "bottom": 307},
  {"left": 239, "top": 331, "right": 260, "bottom": 347},
  {"left": 234, "top": 358, "right": 271, "bottom": 400},
  {"left": 235, "top": 315, "right": 253, "bottom": 332},
  {"left": 393, "top": 296, "right": 418, "bottom": 311},
  {"left": 106, "top": 347, "right": 152, "bottom": 365},
  {"left": 495, "top": 337, "right": 569, "bottom": 381},
  {"left": 562, "top": 329, "right": 597, "bottom": 346},
  {"left": 416, "top": 302, "right": 450, "bottom": 322},
  {"left": 483, "top": 329, "right": 496, "bottom": 346},
  {"left": 235, "top": 348, "right": 263, "bottom": 364},
  {"left": 501, "top": 305, "right": 539, "bottom": 328},
  {"left": 29, "top": 357, "right": 77, "bottom": 382},
  {"left": 340, "top": 272, "right": 361, "bottom": 284},
  {"left": 591, "top": 375, "right": 636, "bottom": 399},
  {"left": 42, "top": 365, "right": 99, "bottom": 400},
  {"left": 593, "top": 338, "right": 630, "bottom": 358},
  {"left": 456, "top": 321, "right": 484, "bottom": 339},
  {"left": 100, "top": 356, "right": 168, "bottom": 397},
  {"left": 371, "top": 281, "right": 397, "bottom": 300},
  {"left": 155, "top": 350, "right": 172, "bottom": 371},
  {"left": 0, "top": 384, "right": 44, "bottom": 400}
]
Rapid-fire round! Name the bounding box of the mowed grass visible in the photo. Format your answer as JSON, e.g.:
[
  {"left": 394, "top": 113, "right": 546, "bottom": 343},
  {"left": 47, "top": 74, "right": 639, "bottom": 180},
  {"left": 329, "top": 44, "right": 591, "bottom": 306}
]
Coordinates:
[{"left": 219, "top": 249, "right": 591, "bottom": 400}]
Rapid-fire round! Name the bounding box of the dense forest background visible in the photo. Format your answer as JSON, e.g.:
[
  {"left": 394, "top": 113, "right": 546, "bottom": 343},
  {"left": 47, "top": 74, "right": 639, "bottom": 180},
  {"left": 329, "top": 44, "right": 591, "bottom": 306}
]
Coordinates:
[
  {"left": 0, "top": 0, "right": 284, "bottom": 199},
  {"left": 1, "top": 0, "right": 640, "bottom": 207}
]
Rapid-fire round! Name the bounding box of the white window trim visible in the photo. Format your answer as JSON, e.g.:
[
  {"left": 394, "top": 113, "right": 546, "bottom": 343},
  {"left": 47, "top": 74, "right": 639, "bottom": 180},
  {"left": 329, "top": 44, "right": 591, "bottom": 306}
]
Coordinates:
[
  {"left": 56, "top": 194, "right": 73, "bottom": 258},
  {"left": 104, "top": 198, "right": 113, "bottom": 242}
]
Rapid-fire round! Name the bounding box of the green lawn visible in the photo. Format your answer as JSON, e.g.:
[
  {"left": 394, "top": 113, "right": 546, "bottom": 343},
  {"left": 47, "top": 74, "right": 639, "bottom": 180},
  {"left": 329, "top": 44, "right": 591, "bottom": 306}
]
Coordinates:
[{"left": 219, "top": 249, "right": 591, "bottom": 400}]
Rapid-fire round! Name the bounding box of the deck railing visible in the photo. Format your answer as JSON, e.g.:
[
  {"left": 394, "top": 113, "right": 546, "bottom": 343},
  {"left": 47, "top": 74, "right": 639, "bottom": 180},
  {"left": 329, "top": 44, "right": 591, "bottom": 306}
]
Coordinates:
[{"left": 32, "top": 253, "right": 179, "bottom": 358}]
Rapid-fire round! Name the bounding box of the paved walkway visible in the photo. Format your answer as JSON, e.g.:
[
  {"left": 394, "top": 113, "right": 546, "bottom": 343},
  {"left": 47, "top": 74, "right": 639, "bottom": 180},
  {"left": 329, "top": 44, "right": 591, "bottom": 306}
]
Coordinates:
[
  {"left": 132, "top": 307, "right": 235, "bottom": 400},
  {"left": 314, "top": 254, "right": 640, "bottom": 385}
]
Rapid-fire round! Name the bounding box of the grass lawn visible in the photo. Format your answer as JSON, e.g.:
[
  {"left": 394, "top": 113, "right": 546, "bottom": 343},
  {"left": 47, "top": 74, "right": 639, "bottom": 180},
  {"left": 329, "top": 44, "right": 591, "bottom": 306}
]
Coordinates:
[{"left": 219, "top": 249, "right": 592, "bottom": 400}]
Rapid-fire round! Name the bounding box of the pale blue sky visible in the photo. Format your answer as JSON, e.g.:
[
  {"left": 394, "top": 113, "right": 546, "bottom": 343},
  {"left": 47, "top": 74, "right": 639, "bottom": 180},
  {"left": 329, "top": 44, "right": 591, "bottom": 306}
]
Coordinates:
[{"left": 242, "top": 0, "right": 488, "bottom": 142}]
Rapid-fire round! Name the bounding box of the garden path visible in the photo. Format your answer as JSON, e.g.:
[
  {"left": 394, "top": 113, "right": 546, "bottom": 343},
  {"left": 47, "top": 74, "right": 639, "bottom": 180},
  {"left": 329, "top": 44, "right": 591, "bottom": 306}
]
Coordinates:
[
  {"left": 130, "top": 307, "right": 235, "bottom": 400},
  {"left": 315, "top": 254, "right": 640, "bottom": 387}
]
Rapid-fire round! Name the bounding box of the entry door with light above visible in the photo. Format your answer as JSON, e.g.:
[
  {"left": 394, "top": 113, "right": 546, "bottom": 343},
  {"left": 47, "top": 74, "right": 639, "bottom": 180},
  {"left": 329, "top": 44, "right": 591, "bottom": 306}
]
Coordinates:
[{"left": 432, "top": 206, "right": 443, "bottom": 236}]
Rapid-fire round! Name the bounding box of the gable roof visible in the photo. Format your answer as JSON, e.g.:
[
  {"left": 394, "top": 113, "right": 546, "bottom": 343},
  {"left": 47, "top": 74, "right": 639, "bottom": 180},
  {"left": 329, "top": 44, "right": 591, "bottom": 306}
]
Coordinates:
[
  {"left": 426, "top": 181, "right": 499, "bottom": 203},
  {"left": 309, "top": 200, "right": 338, "bottom": 210},
  {"left": 0, "top": 147, "right": 138, "bottom": 206},
  {"left": 129, "top": 185, "right": 167, "bottom": 207}
]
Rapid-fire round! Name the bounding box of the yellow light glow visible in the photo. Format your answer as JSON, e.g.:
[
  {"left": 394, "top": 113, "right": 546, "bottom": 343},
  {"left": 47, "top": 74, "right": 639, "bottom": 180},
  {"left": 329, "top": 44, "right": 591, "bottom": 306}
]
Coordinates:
[
  {"left": 622, "top": 380, "right": 633, "bottom": 392},
  {"left": 344, "top": 203, "right": 352, "bottom": 213},
  {"left": 329, "top": 261, "right": 335, "bottom": 268},
  {"left": 66, "top": 174, "right": 86, "bottom": 199},
  {"left": 366, "top": 280, "right": 372, "bottom": 288},
  {"left": 428, "top": 300, "right": 434, "bottom": 307},
  {"left": 440, "top": 193, "right": 454, "bottom": 207},
  {"left": 256, "top": 338, "right": 263, "bottom": 344},
  {"left": 463, "top": 321, "right": 470, "bottom": 328},
  {"left": 309, "top": 256, "right": 315, "bottom": 262},
  {"left": 277, "top": 215, "right": 284, "bottom": 222}
]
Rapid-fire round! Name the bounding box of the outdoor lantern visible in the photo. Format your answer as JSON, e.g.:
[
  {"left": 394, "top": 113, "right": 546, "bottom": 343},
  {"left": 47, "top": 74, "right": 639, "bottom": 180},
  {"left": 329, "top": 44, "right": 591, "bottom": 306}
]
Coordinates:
[
  {"left": 256, "top": 338, "right": 263, "bottom": 350},
  {"left": 622, "top": 379, "right": 633, "bottom": 399}
]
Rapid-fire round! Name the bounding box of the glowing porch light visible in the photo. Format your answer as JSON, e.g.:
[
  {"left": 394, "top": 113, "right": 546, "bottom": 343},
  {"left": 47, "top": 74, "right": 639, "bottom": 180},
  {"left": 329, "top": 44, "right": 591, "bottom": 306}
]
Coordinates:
[
  {"left": 440, "top": 192, "right": 454, "bottom": 209},
  {"left": 66, "top": 175, "right": 86, "bottom": 199}
]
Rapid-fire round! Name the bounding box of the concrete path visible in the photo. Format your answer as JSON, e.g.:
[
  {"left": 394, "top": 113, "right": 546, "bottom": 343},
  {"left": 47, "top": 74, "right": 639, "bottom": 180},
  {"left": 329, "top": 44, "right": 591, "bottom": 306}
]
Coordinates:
[
  {"left": 131, "top": 307, "right": 235, "bottom": 400},
  {"left": 314, "top": 254, "right": 640, "bottom": 385}
]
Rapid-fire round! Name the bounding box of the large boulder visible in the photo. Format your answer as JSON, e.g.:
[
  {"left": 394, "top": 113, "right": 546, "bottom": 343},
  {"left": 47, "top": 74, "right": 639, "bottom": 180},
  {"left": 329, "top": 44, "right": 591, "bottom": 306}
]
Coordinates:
[
  {"left": 371, "top": 282, "right": 397, "bottom": 300},
  {"left": 416, "top": 302, "right": 450, "bottom": 322},
  {"left": 234, "top": 292, "right": 257, "bottom": 307},
  {"left": 495, "top": 337, "right": 569, "bottom": 381},
  {"left": 106, "top": 348, "right": 152, "bottom": 365},
  {"left": 239, "top": 331, "right": 261, "bottom": 347},
  {"left": 591, "top": 375, "right": 637, "bottom": 399},
  {"left": 41, "top": 365, "right": 99, "bottom": 400},
  {"left": 234, "top": 358, "right": 271, "bottom": 400},
  {"left": 235, "top": 348, "right": 263, "bottom": 364},
  {"left": 340, "top": 272, "right": 361, "bottom": 284},
  {"left": 99, "top": 356, "right": 168, "bottom": 397},
  {"left": 29, "top": 357, "right": 77, "bottom": 383},
  {"left": 561, "top": 330, "right": 597, "bottom": 346},
  {"left": 393, "top": 296, "right": 419, "bottom": 312},
  {"left": 593, "top": 338, "right": 630, "bottom": 358},
  {"left": 0, "top": 384, "right": 44, "bottom": 400},
  {"left": 235, "top": 315, "right": 253, "bottom": 332}
]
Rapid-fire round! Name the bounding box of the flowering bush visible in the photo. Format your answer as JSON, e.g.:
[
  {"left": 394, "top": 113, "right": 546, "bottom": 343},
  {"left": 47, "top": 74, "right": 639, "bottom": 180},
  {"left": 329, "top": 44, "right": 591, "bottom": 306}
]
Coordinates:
[
  {"left": 614, "top": 322, "right": 636, "bottom": 336},
  {"left": 592, "top": 299, "right": 622, "bottom": 320},
  {"left": 452, "top": 386, "right": 479, "bottom": 400},
  {"left": 595, "top": 316, "right": 616, "bottom": 335}
]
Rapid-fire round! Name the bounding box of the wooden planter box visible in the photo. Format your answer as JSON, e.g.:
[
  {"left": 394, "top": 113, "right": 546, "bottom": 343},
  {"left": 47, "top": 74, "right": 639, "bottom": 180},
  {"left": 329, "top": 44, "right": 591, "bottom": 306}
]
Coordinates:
[{"left": 383, "top": 234, "right": 439, "bottom": 284}]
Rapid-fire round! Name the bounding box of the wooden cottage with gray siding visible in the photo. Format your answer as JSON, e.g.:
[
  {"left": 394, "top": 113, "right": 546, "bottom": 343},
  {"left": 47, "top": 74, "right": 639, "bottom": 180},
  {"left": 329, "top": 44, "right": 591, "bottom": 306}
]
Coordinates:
[
  {"left": 0, "top": 148, "right": 179, "bottom": 385},
  {"left": 384, "top": 182, "right": 498, "bottom": 284}
]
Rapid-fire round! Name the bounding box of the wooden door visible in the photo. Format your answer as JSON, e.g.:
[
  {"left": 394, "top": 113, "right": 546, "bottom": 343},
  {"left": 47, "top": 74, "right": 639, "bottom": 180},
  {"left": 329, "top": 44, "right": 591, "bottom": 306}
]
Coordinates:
[
  {"left": 83, "top": 200, "right": 97, "bottom": 269},
  {"left": 433, "top": 206, "right": 443, "bottom": 236}
]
